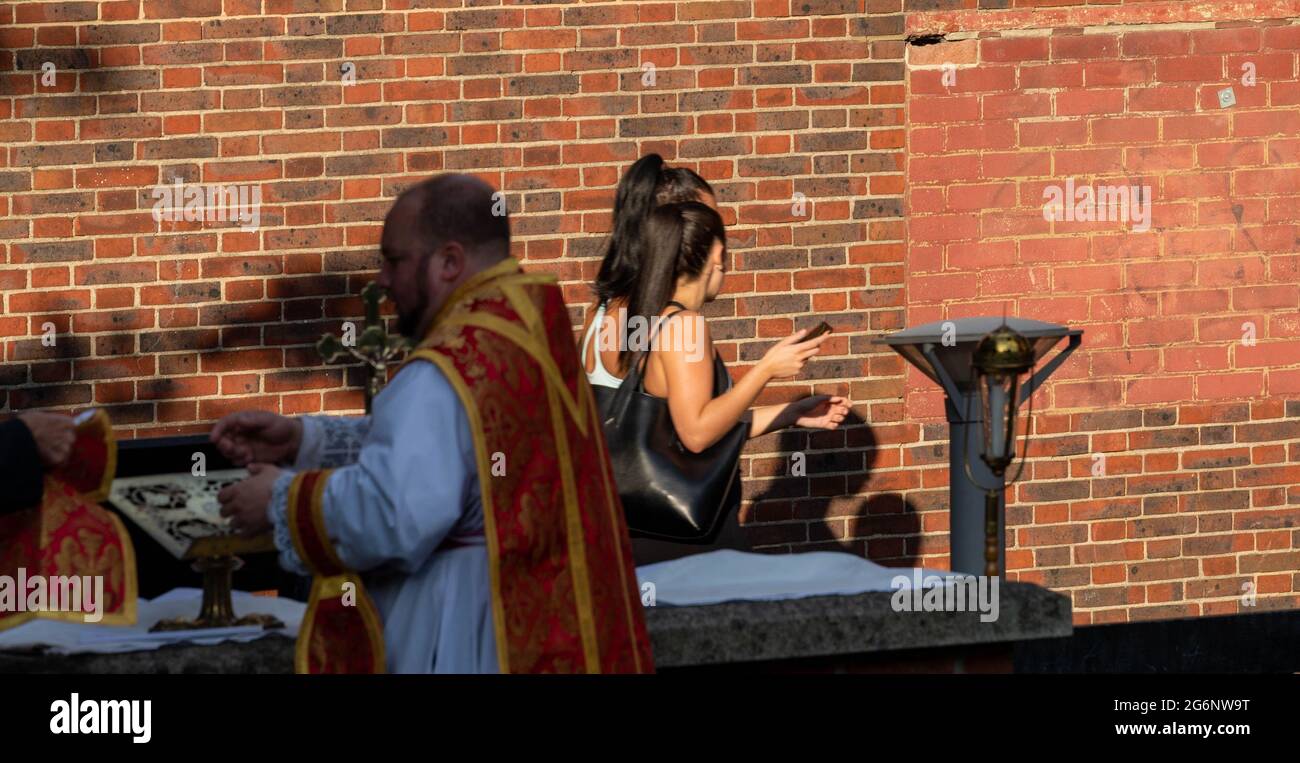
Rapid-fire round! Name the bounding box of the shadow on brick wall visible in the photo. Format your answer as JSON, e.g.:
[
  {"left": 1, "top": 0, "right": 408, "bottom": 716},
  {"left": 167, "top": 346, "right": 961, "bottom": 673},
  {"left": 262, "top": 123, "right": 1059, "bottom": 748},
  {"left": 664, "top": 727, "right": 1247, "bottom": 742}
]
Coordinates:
[{"left": 744, "top": 413, "right": 921, "bottom": 568}]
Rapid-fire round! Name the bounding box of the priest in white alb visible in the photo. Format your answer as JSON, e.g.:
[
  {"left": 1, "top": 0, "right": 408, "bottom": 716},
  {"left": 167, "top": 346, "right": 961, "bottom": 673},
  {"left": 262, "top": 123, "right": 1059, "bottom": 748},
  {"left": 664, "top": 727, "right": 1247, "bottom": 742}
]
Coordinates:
[{"left": 213, "top": 174, "right": 652, "bottom": 674}]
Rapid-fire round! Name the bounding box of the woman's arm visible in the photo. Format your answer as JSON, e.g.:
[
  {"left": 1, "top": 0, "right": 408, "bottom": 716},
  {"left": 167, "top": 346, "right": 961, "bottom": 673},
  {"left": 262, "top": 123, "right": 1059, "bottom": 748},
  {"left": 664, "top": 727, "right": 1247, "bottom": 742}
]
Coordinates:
[
  {"left": 748, "top": 404, "right": 794, "bottom": 438},
  {"left": 748, "top": 395, "right": 853, "bottom": 438},
  {"left": 653, "top": 313, "right": 769, "bottom": 452},
  {"left": 651, "top": 313, "right": 826, "bottom": 453}
]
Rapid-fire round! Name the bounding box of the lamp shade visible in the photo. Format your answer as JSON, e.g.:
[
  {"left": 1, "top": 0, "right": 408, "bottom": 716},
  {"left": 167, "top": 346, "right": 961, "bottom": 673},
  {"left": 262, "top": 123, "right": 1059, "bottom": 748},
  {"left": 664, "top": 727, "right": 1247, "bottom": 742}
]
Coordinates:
[{"left": 972, "top": 324, "right": 1035, "bottom": 475}]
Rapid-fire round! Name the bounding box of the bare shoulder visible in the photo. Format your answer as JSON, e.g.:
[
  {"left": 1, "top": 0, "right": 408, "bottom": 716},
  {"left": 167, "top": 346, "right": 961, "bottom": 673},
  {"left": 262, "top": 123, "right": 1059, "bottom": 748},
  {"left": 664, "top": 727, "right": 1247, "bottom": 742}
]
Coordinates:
[{"left": 654, "top": 309, "right": 713, "bottom": 362}]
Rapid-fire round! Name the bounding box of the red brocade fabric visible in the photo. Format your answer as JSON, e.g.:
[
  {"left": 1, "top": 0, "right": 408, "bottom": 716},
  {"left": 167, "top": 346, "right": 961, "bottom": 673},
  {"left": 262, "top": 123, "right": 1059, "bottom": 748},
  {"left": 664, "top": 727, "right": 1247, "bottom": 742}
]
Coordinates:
[
  {"left": 301, "top": 580, "right": 384, "bottom": 674},
  {"left": 409, "top": 259, "right": 653, "bottom": 673},
  {"left": 0, "top": 410, "right": 136, "bottom": 631},
  {"left": 287, "top": 469, "right": 386, "bottom": 674}
]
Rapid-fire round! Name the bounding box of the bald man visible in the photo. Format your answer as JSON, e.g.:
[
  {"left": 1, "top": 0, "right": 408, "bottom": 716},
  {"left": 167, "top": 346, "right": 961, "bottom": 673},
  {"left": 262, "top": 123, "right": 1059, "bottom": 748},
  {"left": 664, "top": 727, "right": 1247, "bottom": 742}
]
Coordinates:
[{"left": 213, "top": 175, "right": 651, "bottom": 674}]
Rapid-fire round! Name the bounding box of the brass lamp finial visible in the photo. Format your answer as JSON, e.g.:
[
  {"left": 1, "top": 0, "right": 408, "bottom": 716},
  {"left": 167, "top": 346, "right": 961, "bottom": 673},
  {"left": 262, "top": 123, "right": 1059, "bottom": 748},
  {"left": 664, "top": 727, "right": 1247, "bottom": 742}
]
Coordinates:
[{"left": 972, "top": 322, "right": 1034, "bottom": 377}]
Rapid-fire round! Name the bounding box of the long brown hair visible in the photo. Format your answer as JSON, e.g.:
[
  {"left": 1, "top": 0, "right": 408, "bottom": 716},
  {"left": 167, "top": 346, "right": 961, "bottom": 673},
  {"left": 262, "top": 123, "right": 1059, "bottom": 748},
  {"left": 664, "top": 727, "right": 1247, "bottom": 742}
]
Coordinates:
[
  {"left": 594, "top": 156, "right": 715, "bottom": 305},
  {"left": 620, "top": 201, "right": 726, "bottom": 372}
]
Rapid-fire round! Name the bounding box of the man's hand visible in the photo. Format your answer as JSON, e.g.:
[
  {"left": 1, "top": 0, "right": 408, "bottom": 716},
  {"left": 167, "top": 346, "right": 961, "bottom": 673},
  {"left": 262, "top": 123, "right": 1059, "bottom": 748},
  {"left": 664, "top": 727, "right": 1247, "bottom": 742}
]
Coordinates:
[
  {"left": 791, "top": 395, "right": 852, "bottom": 431},
  {"left": 217, "top": 463, "right": 281, "bottom": 537},
  {"left": 210, "top": 411, "right": 302, "bottom": 467},
  {"left": 17, "top": 411, "right": 76, "bottom": 468}
]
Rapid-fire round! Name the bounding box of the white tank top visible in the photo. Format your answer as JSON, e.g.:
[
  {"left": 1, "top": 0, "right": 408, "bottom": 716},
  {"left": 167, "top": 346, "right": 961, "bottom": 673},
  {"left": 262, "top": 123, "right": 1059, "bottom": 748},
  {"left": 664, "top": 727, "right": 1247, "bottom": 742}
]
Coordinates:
[{"left": 581, "top": 302, "right": 623, "bottom": 389}]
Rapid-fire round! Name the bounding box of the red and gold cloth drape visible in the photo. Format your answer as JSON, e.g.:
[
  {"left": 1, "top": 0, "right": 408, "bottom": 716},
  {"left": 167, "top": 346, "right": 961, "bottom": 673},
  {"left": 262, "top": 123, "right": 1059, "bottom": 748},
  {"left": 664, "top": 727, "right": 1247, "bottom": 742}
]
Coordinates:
[
  {"left": 289, "top": 257, "right": 653, "bottom": 673},
  {"left": 286, "top": 468, "right": 386, "bottom": 674},
  {"left": 0, "top": 409, "right": 136, "bottom": 631}
]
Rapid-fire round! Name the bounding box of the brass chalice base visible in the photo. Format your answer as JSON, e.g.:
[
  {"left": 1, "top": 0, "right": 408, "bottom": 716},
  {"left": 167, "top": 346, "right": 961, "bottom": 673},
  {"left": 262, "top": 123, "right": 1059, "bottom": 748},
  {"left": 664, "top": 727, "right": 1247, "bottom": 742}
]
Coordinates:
[{"left": 149, "top": 554, "right": 285, "bottom": 632}]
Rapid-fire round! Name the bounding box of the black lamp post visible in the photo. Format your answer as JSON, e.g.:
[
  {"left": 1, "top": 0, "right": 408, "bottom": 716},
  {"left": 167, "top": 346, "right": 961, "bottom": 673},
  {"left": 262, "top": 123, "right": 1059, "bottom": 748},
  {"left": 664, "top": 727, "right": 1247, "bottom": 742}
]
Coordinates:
[{"left": 877, "top": 316, "right": 1082, "bottom": 577}]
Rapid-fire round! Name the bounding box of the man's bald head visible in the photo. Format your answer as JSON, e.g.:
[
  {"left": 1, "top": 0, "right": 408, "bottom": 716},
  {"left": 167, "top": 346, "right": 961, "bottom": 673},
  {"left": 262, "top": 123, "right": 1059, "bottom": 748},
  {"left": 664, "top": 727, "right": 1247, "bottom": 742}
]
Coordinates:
[
  {"left": 378, "top": 174, "right": 512, "bottom": 338},
  {"left": 389, "top": 173, "right": 510, "bottom": 264}
]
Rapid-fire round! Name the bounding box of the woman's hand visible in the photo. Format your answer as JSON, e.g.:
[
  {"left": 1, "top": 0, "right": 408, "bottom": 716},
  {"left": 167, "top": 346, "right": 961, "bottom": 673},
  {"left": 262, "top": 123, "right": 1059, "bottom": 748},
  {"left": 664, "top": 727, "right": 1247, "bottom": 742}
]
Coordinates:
[
  {"left": 790, "top": 395, "right": 851, "bottom": 430},
  {"left": 757, "top": 328, "right": 830, "bottom": 380}
]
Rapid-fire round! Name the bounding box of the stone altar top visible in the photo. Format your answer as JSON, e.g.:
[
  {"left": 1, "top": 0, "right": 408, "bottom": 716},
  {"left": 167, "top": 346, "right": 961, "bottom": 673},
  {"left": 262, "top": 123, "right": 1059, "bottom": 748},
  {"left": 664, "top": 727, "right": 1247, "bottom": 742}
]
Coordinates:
[
  {"left": 0, "top": 581, "right": 1071, "bottom": 673},
  {"left": 647, "top": 580, "right": 1071, "bottom": 668}
]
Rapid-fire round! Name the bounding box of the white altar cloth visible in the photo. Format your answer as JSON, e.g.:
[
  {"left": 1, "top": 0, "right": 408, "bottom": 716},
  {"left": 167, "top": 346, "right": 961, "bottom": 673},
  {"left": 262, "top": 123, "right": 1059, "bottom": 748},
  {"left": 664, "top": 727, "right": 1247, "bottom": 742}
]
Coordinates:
[
  {"left": 0, "top": 588, "right": 305, "bottom": 655},
  {"left": 636, "top": 550, "right": 959, "bottom": 606}
]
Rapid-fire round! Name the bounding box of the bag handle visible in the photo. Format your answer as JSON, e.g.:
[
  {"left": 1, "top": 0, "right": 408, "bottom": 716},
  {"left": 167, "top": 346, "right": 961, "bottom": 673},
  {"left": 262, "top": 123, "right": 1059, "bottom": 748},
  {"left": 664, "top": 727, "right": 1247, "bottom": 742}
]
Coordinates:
[
  {"left": 606, "top": 301, "right": 689, "bottom": 423},
  {"left": 632, "top": 301, "right": 689, "bottom": 386}
]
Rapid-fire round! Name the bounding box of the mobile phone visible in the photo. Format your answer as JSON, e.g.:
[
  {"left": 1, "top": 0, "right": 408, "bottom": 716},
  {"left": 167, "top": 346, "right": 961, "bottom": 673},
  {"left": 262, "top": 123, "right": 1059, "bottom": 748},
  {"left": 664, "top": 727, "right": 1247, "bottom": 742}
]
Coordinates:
[{"left": 804, "top": 321, "right": 832, "bottom": 341}]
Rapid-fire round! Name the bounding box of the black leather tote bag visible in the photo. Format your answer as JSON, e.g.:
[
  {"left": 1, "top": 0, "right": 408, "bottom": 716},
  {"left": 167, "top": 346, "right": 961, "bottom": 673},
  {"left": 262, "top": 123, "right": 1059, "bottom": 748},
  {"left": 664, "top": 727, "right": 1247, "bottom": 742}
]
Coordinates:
[{"left": 598, "top": 316, "right": 746, "bottom": 542}]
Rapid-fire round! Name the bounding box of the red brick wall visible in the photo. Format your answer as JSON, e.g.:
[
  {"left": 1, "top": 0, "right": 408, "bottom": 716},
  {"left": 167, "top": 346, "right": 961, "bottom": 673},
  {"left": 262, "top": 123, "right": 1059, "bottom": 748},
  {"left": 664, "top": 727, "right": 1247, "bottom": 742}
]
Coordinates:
[
  {"left": 0, "top": 3, "right": 905, "bottom": 419},
  {"left": 1, "top": 0, "right": 1297, "bottom": 624},
  {"left": 0, "top": 2, "right": 909, "bottom": 558},
  {"left": 907, "top": 1, "right": 1300, "bottom": 622}
]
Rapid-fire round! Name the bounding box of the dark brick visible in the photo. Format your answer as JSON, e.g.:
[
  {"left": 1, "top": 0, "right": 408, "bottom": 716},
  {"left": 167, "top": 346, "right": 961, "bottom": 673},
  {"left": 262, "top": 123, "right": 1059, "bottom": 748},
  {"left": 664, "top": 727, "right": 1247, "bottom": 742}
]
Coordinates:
[
  {"left": 139, "top": 330, "right": 222, "bottom": 353},
  {"left": 0, "top": 172, "right": 31, "bottom": 193},
  {"left": 326, "top": 13, "right": 399, "bottom": 35},
  {"left": 1077, "top": 410, "right": 1143, "bottom": 431},
  {"left": 852, "top": 15, "right": 905, "bottom": 37},
  {"left": 852, "top": 62, "right": 906, "bottom": 81},
  {"left": 12, "top": 241, "right": 93, "bottom": 263},
  {"left": 81, "top": 24, "right": 161, "bottom": 45},
  {"left": 8, "top": 384, "right": 92, "bottom": 409},
  {"left": 11, "top": 337, "right": 92, "bottom": 361},
  {"left": 139, "top": 137, "right": 219, "bottom": 161},
  {"left": 853, "top": 197, "right": 904, "bottom": 219},
  {"left": 381, "top": 127, "right": 452, "bottom": 149},
  {"left": 13, "top": 144, "right": 95, "bottom": 167},
  {"left": 740, "top": 65, "right": 811, "bottom": 86},
  {"left": 504, "top": 74, "right": 580, "bottom": 97},
  {"left": 447, "top": 53, "right": 520, "bottom": 77},
  {"left": 16, "top": 49, "right": 93, "bottom": 70},
  {"left": 80, "top": 70, "right": 161, "bottom": 92}
]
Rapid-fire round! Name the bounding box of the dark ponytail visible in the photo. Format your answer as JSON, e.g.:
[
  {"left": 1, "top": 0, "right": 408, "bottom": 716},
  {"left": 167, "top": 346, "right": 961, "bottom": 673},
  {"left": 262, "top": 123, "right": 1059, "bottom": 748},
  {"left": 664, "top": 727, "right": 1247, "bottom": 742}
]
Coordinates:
[
  {"left": 656, "top": 167, "right": 714, "bottom": 207},
  {"left": 620, "top": 201, "right": 726, "bottom": 372},
  {"left": 594, "top": 154, "right": 664, "bottom": 304},
  {"left": 594, "top": 156, "right": 717, "bottom": 305}
]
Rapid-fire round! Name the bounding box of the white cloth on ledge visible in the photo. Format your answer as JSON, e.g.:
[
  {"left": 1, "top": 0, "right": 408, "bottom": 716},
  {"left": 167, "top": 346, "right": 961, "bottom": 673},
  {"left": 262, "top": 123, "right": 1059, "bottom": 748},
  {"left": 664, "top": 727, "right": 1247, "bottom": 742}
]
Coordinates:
[
  {"left": 635, "top": 549, "right": 960, "bottom": 607},
  {"left": 0, "top": 588, "right": 305, "bottom": 655},
  {"left": 2, "top": 553, "right": 963, "bottom": 654}
]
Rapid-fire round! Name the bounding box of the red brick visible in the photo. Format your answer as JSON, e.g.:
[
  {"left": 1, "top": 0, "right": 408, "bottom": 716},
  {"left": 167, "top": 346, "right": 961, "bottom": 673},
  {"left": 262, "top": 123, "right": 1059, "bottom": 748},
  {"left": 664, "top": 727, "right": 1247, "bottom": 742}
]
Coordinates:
[
  {"left": 1020, "top": 63, "right": 1083, "bottom": 89},
  {"left": 1084, "top": 60, "right": 1153, "bottom": 88},
  {"left": 1191, "top": 28, "right": 1260, "bottom": 54},
  {"left": 1155, "top": 56, "right": 1225, "bottom": 83},
  {"left": 981, "top": 36, "right": 1049, "bottom": 63},
  {"left": 1122, "top": 30, "right": 1191, "bottom": 57},
  {"left": 1056, "top": 89, "right": 1126, "bottom": 116}
]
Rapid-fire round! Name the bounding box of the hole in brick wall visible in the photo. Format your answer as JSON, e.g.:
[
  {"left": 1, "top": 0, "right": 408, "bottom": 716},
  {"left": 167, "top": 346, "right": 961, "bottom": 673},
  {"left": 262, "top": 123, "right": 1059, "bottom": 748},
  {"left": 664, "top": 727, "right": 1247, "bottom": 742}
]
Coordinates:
[{"left": 905, "top": 33, "right": 947, "bottom": 47}]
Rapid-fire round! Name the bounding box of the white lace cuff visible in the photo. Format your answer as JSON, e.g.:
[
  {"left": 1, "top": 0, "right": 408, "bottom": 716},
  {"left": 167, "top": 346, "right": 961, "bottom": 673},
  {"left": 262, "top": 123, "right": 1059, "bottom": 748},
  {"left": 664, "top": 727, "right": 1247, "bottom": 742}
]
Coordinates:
[
  {"left": 268, "top": 468, "right": 310, "bottom": 577},
  {"left": 294, "top": 415, "right": 370, "bottom": 470}
]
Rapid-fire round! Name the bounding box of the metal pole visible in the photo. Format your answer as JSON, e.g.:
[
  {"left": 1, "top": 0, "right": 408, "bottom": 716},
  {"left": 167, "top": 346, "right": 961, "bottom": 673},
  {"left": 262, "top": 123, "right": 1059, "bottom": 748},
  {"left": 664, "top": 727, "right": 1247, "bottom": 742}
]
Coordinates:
[{"left": 946, "top": 390, "right": 1006, "bottom": 576}]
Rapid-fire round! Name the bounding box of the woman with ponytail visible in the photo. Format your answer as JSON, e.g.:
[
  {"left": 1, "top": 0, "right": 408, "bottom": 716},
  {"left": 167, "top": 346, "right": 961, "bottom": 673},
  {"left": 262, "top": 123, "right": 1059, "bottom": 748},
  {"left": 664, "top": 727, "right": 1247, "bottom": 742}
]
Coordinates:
[
  {"left": 612, "top": 202, "right": 852, "bottom": 564},
  {"left": 582, "top": 155, "right": 717, "bottom": 392}
]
